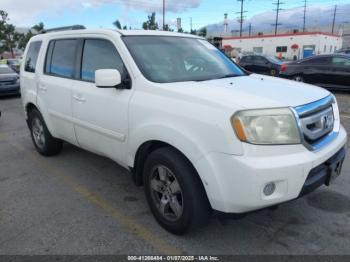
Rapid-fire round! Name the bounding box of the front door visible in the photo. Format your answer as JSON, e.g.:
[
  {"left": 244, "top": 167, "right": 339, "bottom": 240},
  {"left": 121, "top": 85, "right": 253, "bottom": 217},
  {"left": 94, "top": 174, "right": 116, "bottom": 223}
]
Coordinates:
[{"left": 72, "top": 38, "right": 133, "bottom": 164}]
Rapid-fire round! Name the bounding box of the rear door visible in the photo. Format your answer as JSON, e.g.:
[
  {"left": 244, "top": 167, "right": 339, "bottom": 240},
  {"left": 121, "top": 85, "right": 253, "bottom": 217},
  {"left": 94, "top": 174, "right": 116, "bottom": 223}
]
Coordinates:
[
  {"left": 330, "top": 56, "right": 350, "bottom": 89},
  {"left": 301, "top": 56, "right": 330, "bottom": 86},
  {"left": 37, "top": 38, "right": 78, "bottom": 145},
  {"left": 71, "top": 37, "right": 133, "bottom": 164},
  {"left": 253, "top": 56, "right": 270, "bottom": 75}
]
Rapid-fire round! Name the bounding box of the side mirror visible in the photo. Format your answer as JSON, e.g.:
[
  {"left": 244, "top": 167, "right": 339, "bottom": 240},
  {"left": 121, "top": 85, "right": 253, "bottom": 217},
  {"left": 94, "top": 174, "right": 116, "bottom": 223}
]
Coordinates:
[{"left": 95, "top": 69, "right": 121, "bottom": 88}]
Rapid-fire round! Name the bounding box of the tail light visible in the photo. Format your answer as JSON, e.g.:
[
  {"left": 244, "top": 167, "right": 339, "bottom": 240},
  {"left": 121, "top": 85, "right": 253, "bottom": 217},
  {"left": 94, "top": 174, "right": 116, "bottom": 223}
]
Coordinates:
[{"left": 281, "top": 64, "right": 287, "bottom": 72}]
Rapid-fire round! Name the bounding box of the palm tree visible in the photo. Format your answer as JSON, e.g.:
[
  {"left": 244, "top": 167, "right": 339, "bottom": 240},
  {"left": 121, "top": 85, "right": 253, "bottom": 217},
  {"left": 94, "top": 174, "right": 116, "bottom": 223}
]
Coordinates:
[
  {"left": 113, "top": 20, "right": 122, "bottom": 29},
  {"left": 32, "top": 22, "right": 44, "bottom": 33}
]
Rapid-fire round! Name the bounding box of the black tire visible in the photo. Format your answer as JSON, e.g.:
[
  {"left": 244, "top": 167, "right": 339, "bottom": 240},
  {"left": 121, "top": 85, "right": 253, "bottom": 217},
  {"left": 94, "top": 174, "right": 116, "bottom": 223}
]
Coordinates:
[
  {"left": 143, "top": 147, "right": 211, "bottom": 234},
  {"left": 28, "top": 109, "right": 62, "bottom": 156},
  {"left": 292, "top": 75, "right": 304, "bottom": 82},
  {"left": 270, "top": 69, "right": 277, "bottom": 76}
]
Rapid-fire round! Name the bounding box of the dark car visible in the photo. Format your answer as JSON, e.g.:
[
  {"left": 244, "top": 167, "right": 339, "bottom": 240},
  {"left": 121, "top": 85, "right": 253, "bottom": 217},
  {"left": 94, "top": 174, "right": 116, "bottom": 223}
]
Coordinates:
[
  {"left": 239, "top": 55, "right": 284, "bottom": 76},
  {"left": 336, "top": 48, "right": 350, "bottom": 55},
  {"left": 279, "top": 54, "right": 350, "bottom": 90},
  {"left": 0, "top": 64, "right": 20, "bottom": 96}
]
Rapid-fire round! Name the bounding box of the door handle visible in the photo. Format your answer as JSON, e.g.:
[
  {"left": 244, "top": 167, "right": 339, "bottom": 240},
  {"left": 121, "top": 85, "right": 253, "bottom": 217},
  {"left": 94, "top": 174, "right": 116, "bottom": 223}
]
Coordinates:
[
  {"left": 38, "top": 84, "right": 47, "bottom": 91},
  {"left": 73, "top": 95, "right": 86, "bottom": 103}
]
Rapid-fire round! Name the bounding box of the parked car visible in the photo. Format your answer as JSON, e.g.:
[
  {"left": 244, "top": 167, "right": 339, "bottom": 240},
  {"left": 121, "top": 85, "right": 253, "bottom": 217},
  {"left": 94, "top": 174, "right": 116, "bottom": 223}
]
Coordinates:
[
  {"left": 239, "top": 54, "right": 284, "bottom": 76},
  {"left": 280, "top": 54, "right": 350, "bottom": 90},
  {"left": 0, "top": 64, "right": 20, "bottom": 96},
  {"left": 0, "top": 58, "right": 21, "bottom": 73},
  {"left": 335, "top": 48, "right": 350, "bottom": 55},
  {"left": 21, "top": 28, "right": 347, "bottom": 234}
]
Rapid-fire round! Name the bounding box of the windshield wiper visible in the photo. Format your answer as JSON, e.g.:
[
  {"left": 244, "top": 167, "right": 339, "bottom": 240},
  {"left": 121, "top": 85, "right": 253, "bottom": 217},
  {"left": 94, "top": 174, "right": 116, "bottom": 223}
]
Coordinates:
[
  {"left": 193, "top": 74, "right": 241, "bottom": 82},
  {"left": 216, "top": 74, "right": 240, "bottom": 79}
]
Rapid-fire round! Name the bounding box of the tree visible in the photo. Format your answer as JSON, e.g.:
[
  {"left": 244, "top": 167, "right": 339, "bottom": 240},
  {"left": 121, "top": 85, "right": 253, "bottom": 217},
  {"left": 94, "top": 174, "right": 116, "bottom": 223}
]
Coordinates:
[
  {"left": 142, "top": 13, "right": 158, "bottom": 30},
  {"left": 113, "top": 20, "right": 122, "bottom": 29},
  {"left": 0, "top": 10, "right": 21, "bottom": 58},
  {"left": 198, "top": 27, "right": 207, "bottom": 37},
  {"left": 190, "top": 29, "right": 197, "bottom": 35},
  {"left": 163, "top": 24, "right": 173, "bottom": 31},
  {"left": 32, "top": 22, "right": 45, "bottom": 34},
  {"left": 123, "top": 25, "right": 127, "bottom": 30},
  {"left": 18, "top": 30, "right": 33, "bottom": 50},
  {"left": 178, "top": 28, "right": 184, "bottom": 33}
]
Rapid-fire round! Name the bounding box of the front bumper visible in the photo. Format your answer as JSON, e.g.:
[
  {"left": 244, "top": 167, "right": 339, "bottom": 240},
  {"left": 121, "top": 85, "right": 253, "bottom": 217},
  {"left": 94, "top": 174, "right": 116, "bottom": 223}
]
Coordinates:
[
  {"left": 0, "top": 83, "right": 20, "bottom": 96},
  {"left": 195, "top": 125, "right": 347, "bottom": 213}
]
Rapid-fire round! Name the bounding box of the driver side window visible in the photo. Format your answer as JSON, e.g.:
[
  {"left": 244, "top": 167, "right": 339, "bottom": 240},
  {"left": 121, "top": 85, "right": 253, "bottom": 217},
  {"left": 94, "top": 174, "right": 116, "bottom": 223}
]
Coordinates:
[{"left": 81, "top": 39, "right": 125, "bottom": 82}]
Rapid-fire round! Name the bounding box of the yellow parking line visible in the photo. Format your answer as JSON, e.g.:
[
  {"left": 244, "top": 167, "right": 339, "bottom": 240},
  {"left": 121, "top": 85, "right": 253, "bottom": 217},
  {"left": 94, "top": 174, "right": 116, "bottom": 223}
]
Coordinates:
[
  {"left": 340, "top": 114, "right": 350, "bottom": 119},
  {"left": 8, "top": 140, "right": 182, "bottom": 255}
]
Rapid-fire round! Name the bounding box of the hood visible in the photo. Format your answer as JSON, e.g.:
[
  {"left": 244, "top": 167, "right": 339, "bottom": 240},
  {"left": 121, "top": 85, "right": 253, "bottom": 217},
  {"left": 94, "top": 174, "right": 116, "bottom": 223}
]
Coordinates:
[{"left": 163, "top": 74, "right": 330, "bottom": 110}]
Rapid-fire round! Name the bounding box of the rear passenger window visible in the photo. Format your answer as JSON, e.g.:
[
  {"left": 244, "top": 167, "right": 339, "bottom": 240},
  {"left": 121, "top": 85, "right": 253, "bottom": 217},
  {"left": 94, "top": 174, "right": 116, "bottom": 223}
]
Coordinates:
[
  {"left": 45, "top": 39, "right": 77, "bottom": 78},
  {"left": 81, "top": 39, "right": 124, "bottom": 82},
  {"left": 25, "top": 41, "right": 42, "bottom": 73}
]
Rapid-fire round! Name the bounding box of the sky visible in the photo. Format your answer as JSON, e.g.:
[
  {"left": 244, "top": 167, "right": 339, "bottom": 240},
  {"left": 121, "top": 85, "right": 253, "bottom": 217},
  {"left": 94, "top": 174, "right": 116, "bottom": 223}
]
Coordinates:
[{"left": 1, "top": 0, "right": 350, "bottom": 31}]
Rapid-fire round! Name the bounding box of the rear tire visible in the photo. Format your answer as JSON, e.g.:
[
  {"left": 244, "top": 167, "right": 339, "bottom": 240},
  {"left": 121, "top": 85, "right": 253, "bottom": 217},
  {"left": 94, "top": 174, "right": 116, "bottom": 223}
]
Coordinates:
[
  {"left": 28, "top": 109, "right": 62, "bottom": 156},
  {"left": 143, "top": 147, "right": 211, "bottom": 234}
]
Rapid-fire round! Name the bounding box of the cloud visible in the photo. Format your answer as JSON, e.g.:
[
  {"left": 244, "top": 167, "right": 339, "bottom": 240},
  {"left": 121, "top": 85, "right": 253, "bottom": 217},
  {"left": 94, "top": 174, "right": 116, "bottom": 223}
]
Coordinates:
[{"left": 1, "top": 0, "right": 201, "bottom": 26}]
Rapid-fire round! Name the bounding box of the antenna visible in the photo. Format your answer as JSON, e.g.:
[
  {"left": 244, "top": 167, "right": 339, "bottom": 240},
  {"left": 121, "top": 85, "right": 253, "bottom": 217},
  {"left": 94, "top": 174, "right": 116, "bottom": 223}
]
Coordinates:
[
  {"left": 237, "top": 0, "right": 247, "bottom": 37},
  {"left": 302, "top": 0, "right": 307, "bottom": 32},
  {"left": 272, "top": 0, "right": 284, "bottom": 35}
]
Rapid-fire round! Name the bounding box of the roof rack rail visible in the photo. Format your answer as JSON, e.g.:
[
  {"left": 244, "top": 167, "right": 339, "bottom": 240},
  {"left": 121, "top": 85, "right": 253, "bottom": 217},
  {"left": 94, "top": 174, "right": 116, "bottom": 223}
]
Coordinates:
[{"left": 43, "top": 25, "right": 86, "bottom": 34}]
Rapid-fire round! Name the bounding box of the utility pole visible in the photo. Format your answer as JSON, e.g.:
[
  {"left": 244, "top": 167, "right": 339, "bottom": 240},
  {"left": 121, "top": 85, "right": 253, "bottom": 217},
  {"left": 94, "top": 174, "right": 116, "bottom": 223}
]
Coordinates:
[
  {"left": 302, "top": 0, "right": 307, "bottom": 32},
  {"left": 224, "top": 13, "right": 228, "bottom": 33},
  {"left": 237, "top": 0, "right": 247, "bottom": 37},
  {"left": 248, "top": 23, "right": 252, "bottom": 37},
  {"left": 162, "top": 0, "right": 165, "bottom": 30},
  {"left": 332, "top": 5, "right": 337, "bottom": 34},
  {"left": 190, "top": 17, "right": 193, "bottom": 32},
  {"left": 272, "top": 0, "right": 284, "bottom": 35}
]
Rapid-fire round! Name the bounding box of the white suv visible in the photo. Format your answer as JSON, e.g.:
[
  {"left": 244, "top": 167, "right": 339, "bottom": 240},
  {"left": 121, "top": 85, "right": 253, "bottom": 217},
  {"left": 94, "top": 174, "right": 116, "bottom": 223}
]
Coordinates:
[{"left": 21, "top": 28, "right": 347, "bottom": 234}]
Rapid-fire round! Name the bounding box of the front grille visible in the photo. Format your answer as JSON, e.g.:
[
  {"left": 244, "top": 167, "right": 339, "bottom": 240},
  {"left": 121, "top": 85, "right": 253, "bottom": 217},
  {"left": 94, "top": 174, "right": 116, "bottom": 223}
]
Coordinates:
[{"left": 294, "top": 95, "right": 336, "bottom": 150}]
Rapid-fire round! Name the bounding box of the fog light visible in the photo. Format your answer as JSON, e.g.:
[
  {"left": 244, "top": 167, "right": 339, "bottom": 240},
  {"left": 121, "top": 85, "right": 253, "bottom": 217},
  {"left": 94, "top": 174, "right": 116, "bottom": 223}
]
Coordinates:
[{"left": 263, "top": 182, "right": 276, "bottom": 196}]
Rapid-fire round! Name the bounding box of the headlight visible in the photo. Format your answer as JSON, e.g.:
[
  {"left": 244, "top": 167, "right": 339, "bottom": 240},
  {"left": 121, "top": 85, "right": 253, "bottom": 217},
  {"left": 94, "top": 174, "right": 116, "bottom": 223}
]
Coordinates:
[{"left": 231, "top": 108, "right": 301, "bottom": 145}]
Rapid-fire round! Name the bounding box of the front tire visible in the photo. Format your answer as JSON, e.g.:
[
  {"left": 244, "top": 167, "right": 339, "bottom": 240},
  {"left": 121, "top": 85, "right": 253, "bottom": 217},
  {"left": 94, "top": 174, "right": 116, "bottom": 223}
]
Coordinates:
[
  {"left": 143, "top": 147, "right": 211, "bottom": 234},
  {"left": 28, "top": 109, "right": 62, "bottom": 156},
  {"left": 292, "top": 75, "right": 304, "bottom": 82}
]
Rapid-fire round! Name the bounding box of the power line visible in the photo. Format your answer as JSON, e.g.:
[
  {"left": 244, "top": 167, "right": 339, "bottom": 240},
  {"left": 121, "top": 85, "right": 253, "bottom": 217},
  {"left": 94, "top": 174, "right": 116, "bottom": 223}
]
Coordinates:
[
  {"left": 332, "top": 5, "right": 337, "bottom": 34},
  {"left": 272, "top": 0, "right": 284, "bottom": 35},
  {"left": 302, "top": 0, "right": 307, "bottom": 32},
  {"left": 237, "top": 0, "right": 247, "bottom": 37}
]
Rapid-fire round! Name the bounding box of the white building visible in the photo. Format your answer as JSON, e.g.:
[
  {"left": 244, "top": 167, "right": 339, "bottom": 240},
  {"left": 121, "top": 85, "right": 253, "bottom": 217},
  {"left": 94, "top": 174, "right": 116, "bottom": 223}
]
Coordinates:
[{"left": 222, "top": 32, "right": 343, "bottom": 60}]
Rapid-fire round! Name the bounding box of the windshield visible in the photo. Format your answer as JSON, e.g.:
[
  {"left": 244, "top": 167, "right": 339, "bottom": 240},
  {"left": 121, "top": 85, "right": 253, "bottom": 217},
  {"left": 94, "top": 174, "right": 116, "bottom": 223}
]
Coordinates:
[
  {"left": 0, "top": 66, "right": 15, "bottom": 74},
  {"left": 266, "top": 56, "right": 283, "bottom": 64},
  {"left": 123, "top": 36, "right": 245, "bottom": 83}
]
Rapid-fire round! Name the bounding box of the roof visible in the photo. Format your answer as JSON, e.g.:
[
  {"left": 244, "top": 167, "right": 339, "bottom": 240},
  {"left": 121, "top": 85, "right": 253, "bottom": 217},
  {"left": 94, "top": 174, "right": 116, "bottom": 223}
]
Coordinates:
[
  {"left": 31, "top": 28, "right": 203, "bottom": 41},
  {"left": 223, "top": 31, "right": 341, "bottom": 41}
]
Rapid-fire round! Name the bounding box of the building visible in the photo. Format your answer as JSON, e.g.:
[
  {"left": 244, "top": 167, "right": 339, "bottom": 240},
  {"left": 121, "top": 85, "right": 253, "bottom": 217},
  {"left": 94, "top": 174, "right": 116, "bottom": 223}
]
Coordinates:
[{"left": 222, "top": 32, "right": 343, "bottom": 60}]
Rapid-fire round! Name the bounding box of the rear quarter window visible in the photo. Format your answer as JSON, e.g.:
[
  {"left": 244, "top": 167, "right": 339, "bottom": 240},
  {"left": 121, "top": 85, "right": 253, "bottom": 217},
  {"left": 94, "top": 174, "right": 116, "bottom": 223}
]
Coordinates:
[{"left": 24, "top": 41, "right": 42, "bottom": 73}]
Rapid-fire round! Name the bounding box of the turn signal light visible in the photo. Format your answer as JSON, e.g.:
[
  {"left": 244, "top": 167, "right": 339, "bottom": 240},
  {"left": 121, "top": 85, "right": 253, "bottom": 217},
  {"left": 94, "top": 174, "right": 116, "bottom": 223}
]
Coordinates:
[{"left": 232, "top": 117, "right": 247, "bottom": 142}]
